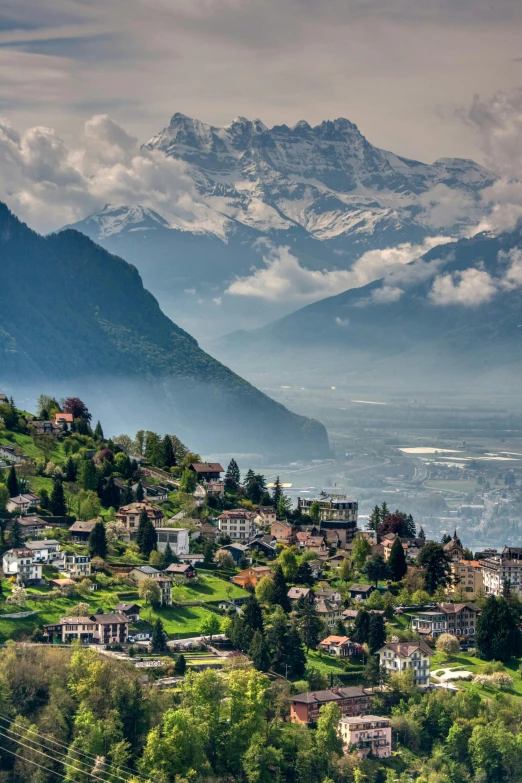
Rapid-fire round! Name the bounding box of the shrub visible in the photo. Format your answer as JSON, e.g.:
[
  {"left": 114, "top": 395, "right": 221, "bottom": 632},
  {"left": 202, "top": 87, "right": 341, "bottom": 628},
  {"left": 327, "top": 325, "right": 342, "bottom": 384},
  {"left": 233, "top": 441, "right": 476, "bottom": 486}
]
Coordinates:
[{"left": 436, "top": 633, "right": 460, "bottom": 657}]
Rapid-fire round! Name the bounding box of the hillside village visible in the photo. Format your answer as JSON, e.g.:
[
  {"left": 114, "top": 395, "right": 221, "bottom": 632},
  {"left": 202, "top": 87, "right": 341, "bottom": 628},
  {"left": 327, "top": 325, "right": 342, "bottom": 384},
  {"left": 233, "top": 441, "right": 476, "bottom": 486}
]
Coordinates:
[{"left": 1, "top": 391, "right": 522, "bottom": 782}]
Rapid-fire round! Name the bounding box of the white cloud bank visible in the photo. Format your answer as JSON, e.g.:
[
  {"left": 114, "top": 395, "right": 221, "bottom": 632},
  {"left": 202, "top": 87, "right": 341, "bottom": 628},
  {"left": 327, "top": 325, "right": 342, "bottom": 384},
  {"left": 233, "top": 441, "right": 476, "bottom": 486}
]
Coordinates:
[
  {"left": 429, "top": 248, "right": 522, "bottom": 305},
  {"left": 226, "top": 236, "right": 452, "bottom": 304}
]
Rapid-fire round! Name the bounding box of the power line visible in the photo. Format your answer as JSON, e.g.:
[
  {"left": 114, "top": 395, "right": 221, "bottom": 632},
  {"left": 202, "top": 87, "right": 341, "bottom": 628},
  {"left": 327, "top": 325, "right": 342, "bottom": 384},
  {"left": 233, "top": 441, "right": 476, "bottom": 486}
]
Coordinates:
[
  {"left": 0, "top": 713, "right": 146, "bottom": 783},
  {"left": 0, "top": 741, "right": 71, "bottom": 782}
]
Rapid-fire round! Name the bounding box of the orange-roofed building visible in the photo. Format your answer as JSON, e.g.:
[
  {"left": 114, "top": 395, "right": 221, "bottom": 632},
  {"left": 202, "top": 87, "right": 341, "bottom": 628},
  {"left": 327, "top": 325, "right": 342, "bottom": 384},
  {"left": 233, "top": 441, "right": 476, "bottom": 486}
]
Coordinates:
[
  {"left": 231, "top": 565, "right": 272, "bottom": 589},
  {"left": 449, "top": 559, "right": 484, "bottom": 598},
  {"left": 54, "top": 412, "right": 74, "bottom": 431}
]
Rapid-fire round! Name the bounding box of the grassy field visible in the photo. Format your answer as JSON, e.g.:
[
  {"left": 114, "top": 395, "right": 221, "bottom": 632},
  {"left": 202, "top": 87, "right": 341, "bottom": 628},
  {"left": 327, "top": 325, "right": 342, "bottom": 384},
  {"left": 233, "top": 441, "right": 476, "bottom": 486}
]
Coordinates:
[
  {"left": 431, "top": 651, "right": 522, "bottom": 699},
  {"left": 0, "top": 573, "right": 247, "bottom": 643},
  {"left": 0, "top": 432, "right": 66, "bottom": 464}
]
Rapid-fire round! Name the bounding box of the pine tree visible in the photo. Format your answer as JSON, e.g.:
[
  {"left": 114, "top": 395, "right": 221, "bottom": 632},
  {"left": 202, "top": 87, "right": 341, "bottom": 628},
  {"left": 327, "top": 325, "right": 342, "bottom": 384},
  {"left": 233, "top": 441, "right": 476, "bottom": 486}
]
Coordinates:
[
  {"left": 173, "top": 653, "right": 186, "bottom": 675},
  {"left": 121, "top": 484, "right": 134, "bottom": 505},
  {"left": 352, "top": 609, "right": 371, "bottom": 644},
  {"left": 151, "top": 618, "right": 167, "bottom": 653},
  {"left": 295, "top": 560, "right": 313, "bottom": 586},
  {"left": 94, "top": 421, "right": 104, "bottom": 439},
  {"left": 368, "top": 614, "right": 386, "bottom": 653},
  {"left": 296, "top": 599, "right": 323, "bottom": 651},
  {"left": 475, "top": 595, "right": 522, "bottom": 662},
  {"left": 368, "top": 505, "right": 381, "bottom": 532},
  {"left": 50, "top": 479, "right": 66, "bottom": 517},
  {"left": 203, "top": 541, "right": 214, "bottom": 566},
  {"left": 418, "top": 542, "right": 451, "bottom": 594},
  {"left": 135, "top": 480, "right": 144, "bottom": 502},
  {"left": 225, "top": 459, "right": 240, "bottom": 489},
  {"left": 287, "top": 625, "right": 306, "bottom": 678},
  {"left": 164, "top": 542, "right": 174, "bottom": 566},
  {"left": 242, "top": 594, "right": 264, "bottom": 634},
  {"left": 7, "top": 466, "right": 18, "bottom": 498},
  {"left": 272, "top": 476, "right": 283, "bottom": 509},
  {"left": 271, "top": 564, "right": 290, "bottom": 611},
  {"left": 418, "top": 526, "right": 426, "bottom": 539},
  {"left": 388, "top": 536, "right": 408, "bottom": 581},
  {"left": 249, "top": 630, "right": 271, "bottom": 672},
  {"left": 334, "top": 618, "right": 347, "bottom": 636},
  {"left": 89, "top": 520, "right": 107, "bottom": 559},
  {"left": 64, "top": 456, "right": 77, "bottom": 483},
  {"left": 80, "top": 459, "right": 97, "bottom": 491},
  {"left": 363, "top": 654, "right": 382, "bottom": 686},
  {"left": 103, "top": 476, "right": 120, "bottom": 509},
  {"left": 137, "top": 510, "right": 157, "bottom": 557},
  {"left": 10, "top": 518, "right": 22, "bottom": 548},
  {"left": 160, "top": 435, "right": 175, "bottom": 469}
]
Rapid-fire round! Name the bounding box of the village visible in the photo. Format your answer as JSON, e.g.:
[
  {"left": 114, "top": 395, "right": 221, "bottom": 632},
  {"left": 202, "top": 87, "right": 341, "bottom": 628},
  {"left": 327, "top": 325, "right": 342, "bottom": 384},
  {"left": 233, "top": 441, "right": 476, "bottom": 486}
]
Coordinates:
[{"left": 1, "top": 391, "right": 522, "bottom": 780}]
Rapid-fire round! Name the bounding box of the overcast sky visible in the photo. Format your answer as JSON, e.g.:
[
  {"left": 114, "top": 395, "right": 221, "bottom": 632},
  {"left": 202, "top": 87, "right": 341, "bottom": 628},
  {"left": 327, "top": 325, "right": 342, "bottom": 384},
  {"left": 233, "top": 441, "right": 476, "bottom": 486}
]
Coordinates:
[{"left": 1, "top": 0, "right": 522, "bottom": 163}]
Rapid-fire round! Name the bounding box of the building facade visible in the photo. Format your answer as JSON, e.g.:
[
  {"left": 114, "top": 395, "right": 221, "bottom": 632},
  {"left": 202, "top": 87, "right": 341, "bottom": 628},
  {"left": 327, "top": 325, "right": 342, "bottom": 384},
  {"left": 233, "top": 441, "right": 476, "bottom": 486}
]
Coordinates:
[
  {"left": 339, "top": 716, "right": 391, "bottom": 758},
  {"left": 155, "top": 527, "right": 190, "bottom": 556},
  {"left": 217, "top": 509, "right": 257, "bottom": 541},
  {"left": 481, "top": 556, "right": 522, "bottom": 596},
  {"left": 2, "top": 548, "right": 42, "bottom": 584},
  {"left": 116, "top": 502, "right": 164, "bottom": 541},
  {"left": 44, "top": 614, "right": 129, "bottom": 644},
  {"left": 377, "top": 641, "right": 433, "bottom": 686},
  {"left": 290, "top": 687, "right": 371, "bottom": 724}
]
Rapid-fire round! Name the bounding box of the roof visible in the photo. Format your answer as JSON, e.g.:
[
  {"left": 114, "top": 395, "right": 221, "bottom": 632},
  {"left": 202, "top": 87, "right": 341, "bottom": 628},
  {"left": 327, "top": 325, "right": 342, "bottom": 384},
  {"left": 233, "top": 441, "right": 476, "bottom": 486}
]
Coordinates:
[
  {"left": 164, "top": 563, "right": 195, "bottom": 573},
  {"left": 319, "top": 635, "right": 351, "bottom": 646},
  {"left": 118, "top": 502, "right": 162, "bottom": 515},
  {"left": 288, "top": 587, "right": 311, "bottom": 599},
  {"left": 5, "top": 548, "right": 32, "bottom": 557},
  {"left": 69, "top": 520, "right": 97, "bottom": 532},
  {"left": 456, "top": 559, "right": 481, "bottom": 568},
  {"left": 291, "top": 686, "right": 367, "bottom": 705},
  {"left": 94, "top": 613, "right": 129, "bottom": 624},
  {"left": 55, "top": 413, "right": 74, "bottom": 422},
  {"left": 190, "top": 462, "right": 224, "bottom": 473},
  {"left": 349, "top": 584, "right": 373, "bottom": 593},
  {"left": 315, "top": 599, "right": 338, "bottom": 614},
  {"left": 132, "top": 566, "right": 159, "bottom": 575},
  {"left": 50, "top": 578, "right": 75, "bottom": 586},
  {"left": 438, "top": 602, "right": 480, "bottom": 614},
  {"left": 218, "top": 509, "right": 256, "bottom": 520},
  {"left": 114, "top": 603, "right": 140, "bottom": 612},
  {"left": 378, "top": 641, "right": 434, "bottom": 658},
  {"left": 60, "top": 616, "right": 94, "bottom": 624},
  {"left": 16, "top": 516, "right": 46, "bottom": 527},
  {"left": 340, "top": 715, "right": 390, "bottom": 725},
  {"left": 25, "top": 539, "right": 59, "bottom": 549}
]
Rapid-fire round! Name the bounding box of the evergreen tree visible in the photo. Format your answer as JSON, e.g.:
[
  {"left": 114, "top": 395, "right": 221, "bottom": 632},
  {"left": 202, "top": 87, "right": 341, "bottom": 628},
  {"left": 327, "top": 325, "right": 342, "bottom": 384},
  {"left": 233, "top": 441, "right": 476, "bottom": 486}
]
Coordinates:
[
  {"left": 334, "top": 619, "right": 347, "bottom": 636},
  {"left": 364, "top": 553, "right": 391, "bottom": 586},
  {"left": 475, "top": 596, "right": 522, "bottom": 662},
  {"left": 388, "top": 536, "right": 408, "bottom": 581},
  {"left": 140, "top": 519, "right": 157, "bottom": 558},
  {"left": 418, "top": 542, "right": 451, "bottom": 594},
  {"left": 151, "top": 618, "right": 167, "bottom": 653},
  {"left": 203, "top": 540, "right": 214, "bottom": 566},
  {"left": 89, "top": 520, "right": 107, "bottom": 559},
  {"left": 352, "top": 609, "right": 371, "bottom": 644},
  {"left": 80, "top": 459, "right": 97, "bottom": 491},
  {"left": 135, "top": 480, "right": 144, "bottom": 502},
  {"left": 173, "top": 653, "right": 186, "bottom": 675},
  {"left": 272, "top": 476, "right": 283, "bottom": 509},
  {"left": 267, "top": 609, "right": 305, "bottom": 678},
  {"left": 368, "top": 505, "right": 381, "bottom": 532},
  {"left": 418, "top": 526, "right": 426, "bottom": 539},
  {"left": 249, "top": 630, "right": 271, "bottom": 672},
  {"left": 295, "top": 560, "right": 314, "bottom": 586},
  {"left": 309, "top": 501, "right": 321, "bottom": 524},
  {"left": 94, "top": 421, "right": 104, "bottom": 439},
  {"left": 10, "top": 518, "right": 23, "bottom": 548},
  {"left": 271, "top": 564, "right": 291, "bottom": 611},
  {"left": 242, "top": 594, "right": 264, "bottom": 634},
  {"left": 50, "top": 479, "right": 66, "bottom": 516},
  {"left": 368, "top": 614, "right": 386, "bottom": 653},
  {"left": 121, "top": 484, "right": 134, "bottom": 505},
  {"left": 225, "top": 458, "right": 240, "bottom": 489},
  {"left": 364, "top": 654, "right": 384, "bottom": 686},
  {"left": 64, "top": 456, "right": 78, "bottom": 483},
  {"left": 39, "top": 488, "right": 49, "bottom": 510},
  {"left": 103, "top": 476, "right": 120, "bottom": 509},
  {"left": 295, "top": 599, "right": 323, "bottom": 651},
  {"left": 161, "top": 435, "right": 176, "bottom": 468},
  {"left": 287, "top": 625, "right": 306, "bottom": 678},
  {"left": 164, "top": 542, "right": 174, "bottom": 567},
  {"left": 7, "top": 466, "right": 18, "bottom": 497}
]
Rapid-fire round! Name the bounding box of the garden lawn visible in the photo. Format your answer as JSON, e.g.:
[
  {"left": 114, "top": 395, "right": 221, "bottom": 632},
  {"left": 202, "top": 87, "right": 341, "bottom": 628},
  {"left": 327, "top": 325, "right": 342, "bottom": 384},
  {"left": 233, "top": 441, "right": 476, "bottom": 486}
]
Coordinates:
[
  {"left": 0, "top": 432, "right": 66, "bottom": 464},
  {"left": 306, "top": 649, "right": 359, "bottom": 675},
  {"left": 172, "top": 575, "right": 247, "bottom": 603},
  {"left": 430, "top": 651, "right": 522, "bottom": 700}
]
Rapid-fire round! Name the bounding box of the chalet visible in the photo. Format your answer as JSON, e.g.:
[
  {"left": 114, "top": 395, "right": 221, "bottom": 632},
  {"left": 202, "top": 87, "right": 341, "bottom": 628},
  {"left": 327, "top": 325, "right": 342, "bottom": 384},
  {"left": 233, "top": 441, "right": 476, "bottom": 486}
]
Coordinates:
[
  {"left": 349, "top": 584, "right": 375, "bottom": 601},
  {"left": 288, "top": 586, "right": 313, "bottom": 603},
  {"left": 318, "top": 635, "right": 363, "bottom": 658},
  {"left": 69, "top": 519, "right": 97, "bottom": 543},
  {"left": 206, "top": 482, "right": 225, "bottom": 498},
  {"left": 315, "top": 599, "right": 343, "bottom": 629},
  {"left": 2, "top": 548, "right": 42, "bottom": 584},
  {"left": 271, "top": 520, "right": 295, "bottom": 545},
  {"left": 314, "top": 588, "right": 342, "bottom": 604},
  {"left": 9, "top": 516, "right": 47, "bottom": 536},
  {"left": 6, "top": 493, "right": 40, "bottom": 515},
  {"left": 116, "top": 502, "right": 164, "bottom": 542},
  {"left": 25, "top": 539, "right": 60, "bottom": 562},
  {"left": 155, "top": 527, "right": 190, "bottom": 556},
  {"left": 248, "top": 535, "right": 277, "bottom": 559},
  {"left": 30, "top": 421, "right": 62, "bottom": 437},
  {"left": 188, "top": 462, "right": 224, "bottom": 482},
  {"left": 113, "top": 602, "right": 141, "bottom": 622},
  {"left": 54, "top": 412, "right": 74, "bottom": 431},
  {"left": 290, "top": 687, "right": 371, "bottom": 725},
  {"left": 232, "top": 565, "right": 272, "bottom": 589},
  {"left": 163, "top": 562, "right": 197, "bottom": 579},
  {"left": 44, "top": 614, "right": 129, "bottom": 645},
  {"left": 377, "top": 640, "right": 433, "bottom": 686}
]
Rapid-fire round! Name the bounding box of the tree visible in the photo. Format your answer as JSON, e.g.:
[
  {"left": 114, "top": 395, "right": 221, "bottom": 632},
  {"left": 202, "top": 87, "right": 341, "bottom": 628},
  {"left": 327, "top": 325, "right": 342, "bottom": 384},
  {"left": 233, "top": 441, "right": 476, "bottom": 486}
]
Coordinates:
[
  {"left": 271, "top": 564, "right": 290, "bottom": 611},
  {"left": 7, "top": 585, "right": 27, "bottom": 606},
  {"left": 351, "top": 610, "right": 370, "bottom": 644},
  {"left": 364, "top": 554, "right": 390, "bottom": 586},
  {"left": 138, "top": 578, "right": 161, "bottom": 611},
  {"left": 278, "top": 548, "right": 298, "bottom": 581},
  {"left": 63, "top": 397, "right": 91, "bottom": 421},
  {"left": 50, "top": 479, "right": 66, "bottom": 516},
  {"left": 272, "top": 477, "right": 283, "bottom": 509},
  {"left": 135, "top": 480, "right": 144, "bottom": 502},
  {"left": 277, "top": 494, "right": 292, "bottom": 519},
  {"left": 149, "top": 549, "right": 165, "bottom": 568},
  {"left": 475, "top": 595, "right": 522, "bottom": 662},
  {"left": 418, "top": 526, "right": 426, "bottom": 539},
  {"left": 80, "top": 459, "right": 97, "bottom": 491},
  {"left": 103, "top": 476, "right": 120, "bottom": 509},
  {"left": 151, "top": 618, "right": 167, "bottom": 653},
  {"left": 255, "top": 575, "right": 275, "bottom": 604},
  {"left": 161, "top": 435, "right": 176, "bottom": 468},
  {"left": 334, "top": 618, "right": 347, "bottom": 636},
  {"left": 242, "top": 594, "right": 264, "bottom": 634},
  {"left": 0, "top": 483, "right": 8, "bottom": 513},
  {"left": 203, "top": 540, "right": 214, "bottom": 566},
  {"left": 309, "top": 501, "right": 321, "bottom": 524},
  {"left": 199, "top": 612, "right": 221, "bottom": 642},
  {"left": 379, "top": 510, "right": 416, "bottom": 539},
  {"left": 136, "top": 509, "right": 157, "bottom": 557},
  {"left": 215, "top": 550, "right": 235, "bottom": 569},
  {"left": 388, "top": 536, "right": 408, "bottom": 581},
  {"left": 436, "top": 633, "right": 460, "bottom": 658},
  {"left": 10, "top": 518, "right": 23, "bottom": 547},
  {"left": 295, "top": 560, "right": 314, "bottom": 586},
  {"left": 94, "top": 421, "right": 104, "bottom": 439},
  {"left": 179, "top": 469, "right": 197, "bottom": 494},
  {"left": 89, "top": 521, "right": 107, "bottom": 559},
  {"left": 315, "top": 702, "right": 343, "bottom": 756},
  {"left": 7, "top": 465, "right": 18, "bottom": 497},
  {"left": 364, "top": 654, "right": 385, "bottom": 687},
  {"left": 267, "top": 607, "right": 306, "bottom": 678},
  {"left": 164, "top": 542, "right": 174, "bottom": 566},
  {"left": 225, "top": 458, "right": 240, "bottom": 489},
  {"left": 418, "top": 542, "right": 451, "bottom": 594},
  {"left": 249, "top": 630, "right": 271, "bottom": 672},
  {"left": 368, "top": 614, "right": 386, "bottom": 653},
  {"left": 244, "top": 471, "right": 267, "bottom": 505},
  {"left": 174, "top": 654, "right": 187, "bottom": 675},
  {"left": 64, "top": 456, "right": 78, "bottom": 483},
  {"left": 72, "top": 602, "right": 90, "bottom": 616},
  {"left": 296, "top": 600, "right": 324, "bottom": 651},
  {"left": 352, "top": 536, "right": 372, "bottom": 569}
]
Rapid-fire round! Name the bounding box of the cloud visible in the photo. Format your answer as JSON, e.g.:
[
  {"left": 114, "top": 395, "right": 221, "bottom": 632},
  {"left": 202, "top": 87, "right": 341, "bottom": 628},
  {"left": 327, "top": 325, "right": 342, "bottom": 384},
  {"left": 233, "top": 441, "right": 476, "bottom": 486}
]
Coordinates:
[
  {"left": 429, "top": 268, "right": 497, "bottom": 306},
  {"left": 226, "top": 236, "right": 452, "bottom": 304},
  {"left": 0, "top": 113, "right": 196, "bottom": 231},
  {"left": 335, "top": 316, "right": 349, "bottom": 326},
  {"left": 418, "top": 184, "right": 477, "bottom": 228}
]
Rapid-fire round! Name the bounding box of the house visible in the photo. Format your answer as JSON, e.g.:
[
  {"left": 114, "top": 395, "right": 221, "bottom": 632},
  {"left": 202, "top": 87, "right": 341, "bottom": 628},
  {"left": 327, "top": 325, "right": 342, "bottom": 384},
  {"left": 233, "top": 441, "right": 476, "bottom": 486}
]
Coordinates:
[
  {"left": 232, "top": 565, "right": 272, "bottom": 589},
  {"left": 68, "top": 519, "right": 97, "bottom": 543},
  {"left": 270, "top": 520, "right": 295, "bottom": 545},
  {"left": 0, "top": 445, "right": 26, "bottom": 464},
  {"left": 116, "top": 502, "right": 164, "bottom": 542},
  {"left": 188, "top": 462, "right": 224, "bottom": 482},
  {"left": 163, "top": 563, "right": 197, "bottom": 579},
  {"left": 382, "top": 535, "right": 425, "bottom": 562},
  {"left": 377, "top": 641, "right": 433, "bottom": 686},
  {"left": 302, "top": 536, "right": 328, "bottom": 555},
  {"left": 178, "top": 553, "right": 205, "bottom": 566},
  {"left": 6, "top": 493, "right": 40, "bottom": 515},
  {"left": 248, "top": 535, "right": 277, "bottom": 559},
  {"left": 349, "top": 584, "right": 375, "bottom": 601},
  {"left": 315, "top": 599, "right": 343, "bottom": 629},
  {"left": 328, "top": 552, "right": 351, "bottom": 567},
  {"left": 481, "top": 554, "right": 522, "bottom": 596},
  {"left": 206, "top": 482, "right": 225, "bottom": 498},
  {"left": 25, "top": 539, "right": 60, "bottom": 562},
  {"left": 30, "top": 421, "right": 62, "bottom": 437},
  {"left": 218, "top": 542, "right": 251, "bottom": 564},
  {"left": 129, "top": 566, "right": 173, "bottom": 605},
  {"left": 217, "top": 509, "right": 257, "bottom": 541},
  {"left": 54, "top": 412, "right": 74, "bottom": 431},
  {"left": 256, "top": 507, "right": 277, "bottom": 526},
  {"left": 314, "top": 588, "right": 342, "bottom": 604},
  {"left": 59, "top": 552, "right": 91, "bottom": 579},
  {"left": 44, "top": 614, "right": 129, "bottom": 645},
  {"left": 0, "top": 394, "right": 8, "bottom": 403},
  {"left": 113, "top": 602, "right": 141, "bottom": 622},
  {"left": 9, "top": 516, "right": 48, "bottom": 537},
  {"left": 290, "top": 687, "right": 371, "bottom": 724},
  {"left": 288, "top": 586, "right": 313, "bottom": 603},
  {"left": 415, "top": 602, "right": 480, "bottom": 638},
  {"left": 443, "top": 531, "right": 465, "bottom": 562},
  {"left": 339, "top": 716, "right": 391, "bottom": 759},
  {"left": 297, "top": 495, "right": 358, "bottom": 545},
  {"left": 449, "top": 560, "right": 484, "bottom": 597},
  {"left": 155, "top": 527, "right": 190, "bottom": 556},
  {"left": 318, "top": 635, "right": 363, "bottom": 657},
  {"left": 343, "top": 608, "right": 385, "bottom": 622},
  {"left": 195, "top": 521, "right": 219, "bottom": 543},
  {"left": 142, "top": 485, "right": 169, "bottom": 504},
  {"left": 2, "top": 548, "right": 42, "bottom": 584},
  {"left": 307, "top": 559, "right": 322, "bottom": 579}
]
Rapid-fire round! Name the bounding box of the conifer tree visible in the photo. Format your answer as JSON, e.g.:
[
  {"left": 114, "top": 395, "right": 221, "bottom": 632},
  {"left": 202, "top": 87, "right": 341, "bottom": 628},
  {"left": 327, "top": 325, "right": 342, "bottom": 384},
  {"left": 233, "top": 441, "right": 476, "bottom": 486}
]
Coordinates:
[
  {"left": 295, "top": 560, "right": 314, "bottom": 586},
  {"left": 137, "top": 509, "right": 157, "bottom": 557},
  {"left": 161, "top": 435, "right": 176, "bottom": 468},
  {"left": 368, "top": 614, "right": 386, "bottom": 653},
  {"left": 272, "top": 476, "right": 283, "bottom": 509},
  {"left": 80, "top": 459, "right": 97, "bottom": 491},
  {"left": 271, "top": 564, "right": 290, "bottom": 611},
  {"left": 388, "top": 536, "right": 408, "bottom": 581},
  {"left": 173, "top": 653, "right": 186, "bottom": 675},
  {"left": 103, "top": 476, "right": 120, "bottom": 509},
  {"left": 368, "top": 504, "right": 381, "bottom": 532},
  {"left": 89, "top": 520, "right": 107, "bottom": 559},
  {"left": 10, "top": 518, "right": 22, "bottom": 548},
  {"left": 64, "top": 456, "right": 77, "bottom": 483},
  {"left": 135, "top": 480, "right": 144, "bottom": 502},
  {"left": 249, "top": 630, "right": 271, "bottom": 672},
  {"left": 50, "top": 479, "right": 66, "bottom": 517},
  {"left": 94, "top": 421, "right": 104, "bottom": 439},
  {"left": 7, "top": 466, "right": 18, "bottom": 498},
  {"left": 164, "top": 542, "right": 174, "bottom": 566},
  {"left": 352, "top": 609, "right": 371, "bottom": 644},
  {"left": 225, "top": 458, "right": 240, "bottom": 489},
  {"left": 296, "top": 599, "right": 323, "bottom": 651},
  {"left": 151, "top": 618, "right": 167, "bottom": 653}
]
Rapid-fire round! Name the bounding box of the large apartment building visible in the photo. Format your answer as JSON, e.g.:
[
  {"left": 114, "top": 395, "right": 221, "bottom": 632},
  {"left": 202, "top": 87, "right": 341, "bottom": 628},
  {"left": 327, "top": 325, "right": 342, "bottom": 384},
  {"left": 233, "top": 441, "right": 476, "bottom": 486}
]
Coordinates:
[
  {"left": 290, "top": 687, "right": 371, "bottom": 724},
  {"left": 449, "top": 559, "right": 484, "bottom": 598},
  {"left": 217, "top": 509, "right": 257, "bottom": 541},
  {"left": 339, "top": 716, "right": 391, "bottom": 759},
  {"left": 297, "top": 494, "right": 358, "bottom": 546},
  {"left": 410, "top": 602, "right": 480, "bottom": 638},
  {"left": 481, "top": 555, "right": 522, "bottom": 596}
]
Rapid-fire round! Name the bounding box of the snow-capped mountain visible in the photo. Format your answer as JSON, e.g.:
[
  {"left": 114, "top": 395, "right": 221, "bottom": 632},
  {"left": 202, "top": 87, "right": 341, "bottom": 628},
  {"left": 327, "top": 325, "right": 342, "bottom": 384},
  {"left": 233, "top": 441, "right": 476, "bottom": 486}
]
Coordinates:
[{"left": 66, "top": 113, "right": 497, "bottom": 339}]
